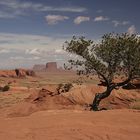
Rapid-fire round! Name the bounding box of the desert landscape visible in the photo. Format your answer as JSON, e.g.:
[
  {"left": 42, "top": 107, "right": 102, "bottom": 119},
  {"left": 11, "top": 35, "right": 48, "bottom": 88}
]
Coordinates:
[
  {"left": 0, "top": 62, "right": 140, "bottom": 140},
  {"left": 0, "top": 0, "right": 140, "bottom": 139}
]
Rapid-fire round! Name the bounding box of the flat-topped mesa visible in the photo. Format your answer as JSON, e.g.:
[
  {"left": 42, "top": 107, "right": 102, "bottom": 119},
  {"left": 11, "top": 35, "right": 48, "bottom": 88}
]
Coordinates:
[
  {"left": 33, "top": 62, "right": 60, "bottom": 72},
  {"left": 32, "top": 62, "right": 75, "bottom": 73},
  {"left": 46, "top": 62, "right": 57, "bottom": 71}
]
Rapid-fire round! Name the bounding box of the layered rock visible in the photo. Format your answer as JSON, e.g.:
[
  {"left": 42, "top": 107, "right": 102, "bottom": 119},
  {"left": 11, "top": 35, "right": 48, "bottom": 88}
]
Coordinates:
[{"left": 0, "top": 69, "right": 35, "bottom": 78}]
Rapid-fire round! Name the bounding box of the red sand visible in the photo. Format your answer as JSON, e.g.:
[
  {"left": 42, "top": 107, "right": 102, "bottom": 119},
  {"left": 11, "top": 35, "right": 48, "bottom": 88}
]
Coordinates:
[
  {"left": 0, "top": 75, "right": 139, "bottom": 140},
  {"left": 0, "top": 109, "right": 140, "bottom": 140}
]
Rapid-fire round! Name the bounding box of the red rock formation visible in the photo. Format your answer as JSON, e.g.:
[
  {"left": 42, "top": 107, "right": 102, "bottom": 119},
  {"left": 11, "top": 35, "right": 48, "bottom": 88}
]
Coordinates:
[
  {"left": 15, "top": 69, "right": 26, "bottom": 77},
  {"left": 33, "top": 62, "right": 58, "bottom": 72},
  {"left": 26, "top": 70, "right": 35, "bottom": 76},
  {"left": 0, "top": 69, "right": 35, "bottom": 78},
  {"left": 46, "top": 62, "right": 57, "bottom": 71},
  {"left": 0, "top": 70, "right": 17, "bottom": 77}
]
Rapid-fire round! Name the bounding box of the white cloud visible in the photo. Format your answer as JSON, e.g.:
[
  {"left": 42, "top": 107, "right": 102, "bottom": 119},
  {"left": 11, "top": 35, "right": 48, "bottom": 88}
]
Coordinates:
[
  {"left": 0, "top": 0, "right": 86, "bottom": 19},
  {"left": 40, "top": 7, "right": 87, "bottom": 13},
  {"left": 122, "top": 21, "right": 129, "bottom": 25},
  {"left": 112, "top": 21, "right": 120, "bottom": 27},
  {"left": 127, "top": 25, "right": 136, "bottom": 34},
  {"left": 0, "top": 32, "right": 72, "bottom": 69},
  {"left": 55, "top": 49, "right": 66, "bottom": 54},
  {"left": 74, "top": 16, "right": 90, "bottom": 24},
  {"left": 45, "top": 15, "right": 69, "bottom": 25},
  {"left": 25, "top": 48, "right": 41, "bottom": 55},
  {"left": 33, "top": 56, "right": 41, "bottom": 60},
  {"left": 112, "top": 20, "right": 129, "bottom": 27},
  {"left": 94, "top": 16, "right": 109, "bottom": 22},
  {"left": 10, "top": 56, "right": 25, "bottom": 60},
  {"left": 10, "top": 56, "right": 41, "bottom": 60},
  {"left": 0, "top": 33, "right": 70, "bottom": 50},
  {"left": 0, "top": 11, "right": 15, "bottom": 18},
  {"left": 0, "top": 33, "right": 52, "bottom": 49},
  {"left": 0, "top": 49, "right": 10, "bottom": 53}
]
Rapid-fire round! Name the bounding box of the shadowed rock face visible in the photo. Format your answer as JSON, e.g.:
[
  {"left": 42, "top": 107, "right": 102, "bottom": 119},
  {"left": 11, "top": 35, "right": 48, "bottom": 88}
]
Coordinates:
[{"left": 46, "top": 62, "right": 57, "bottom": 71}]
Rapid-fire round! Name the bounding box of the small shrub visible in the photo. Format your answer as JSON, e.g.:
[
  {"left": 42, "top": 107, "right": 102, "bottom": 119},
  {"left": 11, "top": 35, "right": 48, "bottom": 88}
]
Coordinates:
[
  {"left": 2, "top": 85, "right": 10, "bottom": 92},
  {"left": 130, "top": 100, "right": 140, "bottom": 110},
  {"left": 57, "top": 83, "right": 73, "bottom": 94}
]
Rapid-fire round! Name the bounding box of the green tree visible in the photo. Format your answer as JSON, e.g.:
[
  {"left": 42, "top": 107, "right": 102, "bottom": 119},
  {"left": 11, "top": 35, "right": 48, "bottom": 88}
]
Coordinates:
[{"left": 64, "top": 33, "right": 140, "bottom": 111}]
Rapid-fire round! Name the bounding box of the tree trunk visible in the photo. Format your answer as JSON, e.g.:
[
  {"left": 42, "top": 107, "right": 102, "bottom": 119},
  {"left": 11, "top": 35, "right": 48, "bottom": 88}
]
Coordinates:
[
  {"left": 91, "top": 87, "right": 113, "bottom": 111},
  {"left": 90, "top": 74, "right": 132, "bottom": 111}
]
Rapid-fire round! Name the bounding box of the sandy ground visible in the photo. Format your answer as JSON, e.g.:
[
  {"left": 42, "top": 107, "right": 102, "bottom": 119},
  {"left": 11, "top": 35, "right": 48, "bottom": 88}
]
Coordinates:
[
  {"left": 0, "top": 109, "right": 139, "bottom": 140},
  {"left": 0, "top": 72, "right": 140, "bottom": 140}
]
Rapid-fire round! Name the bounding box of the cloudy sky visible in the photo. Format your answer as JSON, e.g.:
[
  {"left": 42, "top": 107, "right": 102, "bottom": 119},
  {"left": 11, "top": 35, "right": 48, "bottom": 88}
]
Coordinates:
[{"left": 0, "top": 0, "right": 139, "bottom": 69}]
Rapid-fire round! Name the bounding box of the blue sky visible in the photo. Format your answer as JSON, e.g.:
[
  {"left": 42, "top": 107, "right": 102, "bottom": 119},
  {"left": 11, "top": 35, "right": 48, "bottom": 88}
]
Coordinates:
[{"left": 0, "top": 0, "right": 139, "bottom": 69}]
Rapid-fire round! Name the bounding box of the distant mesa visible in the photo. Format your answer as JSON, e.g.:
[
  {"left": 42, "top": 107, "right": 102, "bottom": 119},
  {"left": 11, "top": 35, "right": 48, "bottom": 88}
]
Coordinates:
[
  {"left": 33, "top": 62, "right": 65, "bottom": 72},
  {"left": 33, "top": 62, "right": 62, "bottom": 72},
  {"left": 46, "top": 62, "right": 57, "bottom": 71},
  {"left": 33, "top": 62, "right": 57, "bottom": 71},
  {"left": 32, "top": 64, "right": 46, "bottom": 71}
]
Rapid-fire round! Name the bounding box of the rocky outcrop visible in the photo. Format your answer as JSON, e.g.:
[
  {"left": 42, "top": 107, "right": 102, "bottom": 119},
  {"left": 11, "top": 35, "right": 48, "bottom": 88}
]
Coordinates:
[
  {"left": 15, "top": 69, "right": 26, "bottom": 77},
  {"left": 15, "top": 69, "right": 35, "bottom": 77},
  {"left": 0, "top": 69, "right": 35, "bottom": 78},
  {"left": 26, "top": 69, "right": 35, "bottom": 76},
  {"left": 0, "top": 70, "right": 17, "bottom": 77}
]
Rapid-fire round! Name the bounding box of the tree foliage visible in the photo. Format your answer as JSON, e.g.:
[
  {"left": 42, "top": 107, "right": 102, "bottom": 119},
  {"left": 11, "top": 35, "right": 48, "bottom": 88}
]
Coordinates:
[{"left": 64, "top": 33, "right": 140, "bottom": 111}]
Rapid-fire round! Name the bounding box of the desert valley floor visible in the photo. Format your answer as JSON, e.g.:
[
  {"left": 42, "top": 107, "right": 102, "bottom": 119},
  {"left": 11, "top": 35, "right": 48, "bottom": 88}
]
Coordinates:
[{"left": 0, "top": 71, "right": 140, "bottom": 140}]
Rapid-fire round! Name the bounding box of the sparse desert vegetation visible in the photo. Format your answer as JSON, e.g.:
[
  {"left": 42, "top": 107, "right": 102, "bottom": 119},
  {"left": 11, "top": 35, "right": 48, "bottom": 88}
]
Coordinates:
[
  {"left": 0, "top": 33, "right": 140, "bottom": 140},
  {"left": 0, "top": 71, "right": 140, "bottom": 140},
  {"left": 0, "top": 0, "right": 140, "bottom": 139},
  {"left": 64, "top": 33, "right": 140, "bottom": 111}
]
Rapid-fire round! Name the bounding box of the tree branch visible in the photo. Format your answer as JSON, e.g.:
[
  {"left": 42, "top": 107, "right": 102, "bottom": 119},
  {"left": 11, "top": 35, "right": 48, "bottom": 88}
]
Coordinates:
[
  {"left": 95, "top": 70, "right": 109, "bottom": 87},
  {"left": 114, "top": 73, "right": 132, "bottom": 88}
]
